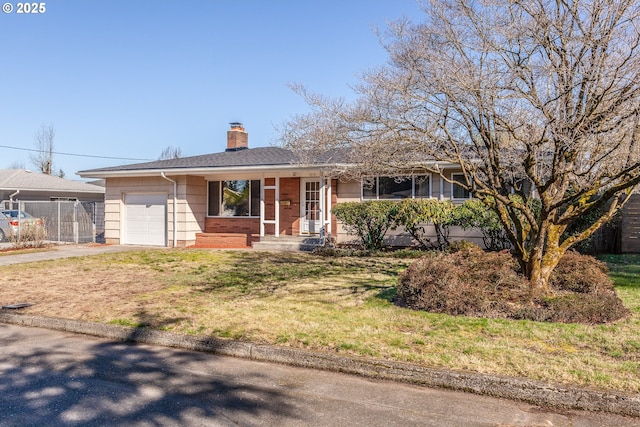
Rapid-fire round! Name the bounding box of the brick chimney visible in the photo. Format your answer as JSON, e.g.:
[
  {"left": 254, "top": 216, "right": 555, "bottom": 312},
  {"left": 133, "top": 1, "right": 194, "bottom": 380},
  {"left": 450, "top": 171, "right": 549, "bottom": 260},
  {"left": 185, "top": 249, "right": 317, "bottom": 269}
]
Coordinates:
[{"left": 226, "top": 122, "right": 248, "bottom": 151}]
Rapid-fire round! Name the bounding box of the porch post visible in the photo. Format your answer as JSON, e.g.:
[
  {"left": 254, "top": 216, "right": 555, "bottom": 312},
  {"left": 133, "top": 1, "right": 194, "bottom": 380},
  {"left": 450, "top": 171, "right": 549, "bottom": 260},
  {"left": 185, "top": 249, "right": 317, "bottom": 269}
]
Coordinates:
[
  {"left": 275, "top": 176, "right": 280, "bottom": 237},
  {"left": 325, "top": 176, "right": 332, "bottom": 235},
  {"left": 262, "top": 176, "right": 278, "bottom": 237},
  {"left": 319, "top": 173, "right": 326, "bottom": 234},
  {"left": 260, "top": 176, "right": 265, "bottom": 237}
]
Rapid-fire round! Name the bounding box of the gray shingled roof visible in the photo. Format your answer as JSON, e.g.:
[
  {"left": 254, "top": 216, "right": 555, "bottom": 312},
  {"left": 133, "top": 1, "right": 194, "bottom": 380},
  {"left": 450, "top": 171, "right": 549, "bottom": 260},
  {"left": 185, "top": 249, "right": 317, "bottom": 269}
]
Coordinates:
[
  {"left": 78, "top": 146, "right": 350, "bottom": 174},
  {"left": 0, "top": 169, "right": 105, "bottom": 193}
]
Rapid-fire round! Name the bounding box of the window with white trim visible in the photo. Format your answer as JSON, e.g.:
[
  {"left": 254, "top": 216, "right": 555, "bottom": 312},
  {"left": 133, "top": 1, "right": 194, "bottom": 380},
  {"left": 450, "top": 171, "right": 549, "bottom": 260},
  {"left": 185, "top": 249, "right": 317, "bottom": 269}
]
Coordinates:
[
  {"left": 362, "top": 176, "right": 431, "bottom": 200},
  {"left": 207, "top": 180, "right": 260, "bottom": 217},
  {"left": 451, "top": 173, "right": 472, "bottom": 199}
]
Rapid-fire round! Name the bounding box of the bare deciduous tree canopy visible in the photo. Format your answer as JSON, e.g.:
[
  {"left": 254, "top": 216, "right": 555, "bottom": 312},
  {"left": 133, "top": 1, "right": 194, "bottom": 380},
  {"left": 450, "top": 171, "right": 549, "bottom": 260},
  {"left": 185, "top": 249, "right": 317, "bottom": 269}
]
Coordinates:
[
  {"left": 281, "top": 0, "right": 640, "bottom": 292},
  {"left": 30, "top": 124, "right": 55, "bottom": 175},
  {"left": 9, "top": 160, "right": 25, "bottom": 170},
  {"left": 159, "top": 145, "right": 183, "bottom": 160}
]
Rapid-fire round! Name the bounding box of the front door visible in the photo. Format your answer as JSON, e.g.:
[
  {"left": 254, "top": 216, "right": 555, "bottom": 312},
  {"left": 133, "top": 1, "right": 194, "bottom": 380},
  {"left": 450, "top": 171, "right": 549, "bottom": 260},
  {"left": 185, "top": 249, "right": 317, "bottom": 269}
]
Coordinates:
[{"left": 301, "top": 179, "right": 322, "bottom": 234}]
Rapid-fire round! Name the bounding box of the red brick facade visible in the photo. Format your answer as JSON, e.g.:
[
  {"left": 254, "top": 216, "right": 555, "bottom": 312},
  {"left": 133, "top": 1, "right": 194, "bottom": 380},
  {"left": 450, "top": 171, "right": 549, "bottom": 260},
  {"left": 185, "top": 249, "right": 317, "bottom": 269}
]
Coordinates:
[
  {"left": 204, "top": 217, "right": 260, "bottom": 235},
  {"left": 278, "top": 177, "right": 300, "bottom": 235},
  {"left": 200, "top": 217, "right": 260, "bottom": 248},
  {"left": 198, "top": 177, "right": 337, "bottom": 248}
]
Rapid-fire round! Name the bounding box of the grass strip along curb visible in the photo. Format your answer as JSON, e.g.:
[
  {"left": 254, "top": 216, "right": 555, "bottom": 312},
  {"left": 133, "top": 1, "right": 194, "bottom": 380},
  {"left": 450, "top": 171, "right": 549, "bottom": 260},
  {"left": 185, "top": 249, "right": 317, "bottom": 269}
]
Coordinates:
[{"left": 1, "top": 311, "right": 639, "bottom": 418}]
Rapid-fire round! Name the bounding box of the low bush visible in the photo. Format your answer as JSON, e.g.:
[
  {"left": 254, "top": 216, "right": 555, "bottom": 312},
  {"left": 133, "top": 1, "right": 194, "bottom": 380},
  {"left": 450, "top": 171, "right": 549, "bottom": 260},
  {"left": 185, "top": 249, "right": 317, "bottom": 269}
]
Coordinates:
[
  {"left": 395, "top": 199, "right": 455, "bottom": 251},
  {"left": 397, "top": 248, "right": 630, "bottom": 324},
  {"left": 446, "top": 240, "right": 481, "bottom": 253},
  {"left": 313, "top": 246, "right": 424, "bottom": 259},
  {"left": 313, "top": 247, "right": 374, "bottom": 257},
  {"left": 9, "top": 220, "right": 48, "bottom": 249},
  {"left": 511, "top": 293, "right": 629, "bottom": 324},
  {"left": 549, "top": 251, "right": 612, "bottom": 293},
  {"left": 452, "top": 199, "right": 511, "bottom": 251},
  {"left": 331, "top": 201, "right": 398, "bottom": 251},
  {"left": 397, "top": 247, "right": 528, "bottom": 317}
]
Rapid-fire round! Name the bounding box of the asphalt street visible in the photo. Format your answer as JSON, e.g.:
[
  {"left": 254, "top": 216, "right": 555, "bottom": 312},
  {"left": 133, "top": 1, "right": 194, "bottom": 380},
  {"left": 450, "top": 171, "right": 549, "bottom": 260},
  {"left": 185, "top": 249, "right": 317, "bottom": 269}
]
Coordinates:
[{"left": 1, "top": 323, "right": 638, "bottom": 427}]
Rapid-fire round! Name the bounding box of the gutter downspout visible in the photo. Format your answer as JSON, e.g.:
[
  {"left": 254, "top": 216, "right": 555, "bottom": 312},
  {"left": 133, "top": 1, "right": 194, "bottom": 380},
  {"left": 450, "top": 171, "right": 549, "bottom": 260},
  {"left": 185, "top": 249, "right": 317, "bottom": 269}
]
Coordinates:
[
  {"left": 9, "top": 189, "right": 19, "bottom": 204},
  {"left": 161, "top": 172, "right": 178, "bottom": 248}
]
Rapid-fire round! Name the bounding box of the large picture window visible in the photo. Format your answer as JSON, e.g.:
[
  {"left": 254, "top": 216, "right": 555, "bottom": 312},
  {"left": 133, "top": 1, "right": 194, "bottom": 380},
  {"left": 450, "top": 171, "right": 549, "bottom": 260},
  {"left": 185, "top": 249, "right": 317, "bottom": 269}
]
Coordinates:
[
  {"left": 362, "top": 176, "right": 431, "bottom": 200},
  {"left": 208, "top": 180, "right": 260, "bottom": 217}
]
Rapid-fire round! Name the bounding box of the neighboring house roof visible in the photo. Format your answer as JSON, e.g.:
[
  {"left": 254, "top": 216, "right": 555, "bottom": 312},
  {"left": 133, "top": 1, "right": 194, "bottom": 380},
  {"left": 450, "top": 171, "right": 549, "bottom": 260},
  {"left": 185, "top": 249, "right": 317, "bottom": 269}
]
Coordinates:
[
  {"left": 78, "top": 147, "right": 351, "bottom": 178},
  {"left": 0, "top": 169, "right": 105, "bottom": 194}
]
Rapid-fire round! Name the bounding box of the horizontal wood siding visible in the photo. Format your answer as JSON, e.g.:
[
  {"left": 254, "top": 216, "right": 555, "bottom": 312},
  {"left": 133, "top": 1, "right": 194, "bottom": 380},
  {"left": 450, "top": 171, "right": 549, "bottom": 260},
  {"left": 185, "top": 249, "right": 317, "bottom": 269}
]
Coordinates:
[{"left": 621, "top": 194, "right": 640, "bottom": 253}]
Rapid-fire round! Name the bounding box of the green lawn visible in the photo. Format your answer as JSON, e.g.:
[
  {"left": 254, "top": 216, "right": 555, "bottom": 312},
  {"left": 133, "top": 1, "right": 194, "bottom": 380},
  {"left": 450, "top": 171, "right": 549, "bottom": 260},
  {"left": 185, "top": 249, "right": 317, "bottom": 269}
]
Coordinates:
[{"left": 2, "top": 249, "right": 639, "bottom": 393}]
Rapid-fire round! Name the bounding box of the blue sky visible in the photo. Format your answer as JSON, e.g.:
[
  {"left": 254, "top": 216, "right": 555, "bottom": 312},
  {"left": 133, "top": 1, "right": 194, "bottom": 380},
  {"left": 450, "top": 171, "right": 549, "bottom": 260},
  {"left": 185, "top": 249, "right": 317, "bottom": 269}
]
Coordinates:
[{"left": 0, "top": 1, "right": 424, "bottom": 178}]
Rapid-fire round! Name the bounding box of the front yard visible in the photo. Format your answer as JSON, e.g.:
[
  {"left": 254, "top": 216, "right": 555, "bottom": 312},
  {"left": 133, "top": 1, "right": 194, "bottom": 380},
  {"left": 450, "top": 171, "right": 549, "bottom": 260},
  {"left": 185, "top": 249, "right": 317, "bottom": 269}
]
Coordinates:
[{"left": 0, "top": 249, "right": 638, "bottom": 393}]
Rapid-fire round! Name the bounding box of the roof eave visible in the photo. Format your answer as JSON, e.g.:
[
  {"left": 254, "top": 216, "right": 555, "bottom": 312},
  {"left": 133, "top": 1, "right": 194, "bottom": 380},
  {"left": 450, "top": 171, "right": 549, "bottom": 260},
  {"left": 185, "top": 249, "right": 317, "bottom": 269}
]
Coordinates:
[
  {"left": 76, "top": 163, "right": 353, "bottom": 179},
  {"left": 0, "top": 186, "right": 105, "bottom": 194}
]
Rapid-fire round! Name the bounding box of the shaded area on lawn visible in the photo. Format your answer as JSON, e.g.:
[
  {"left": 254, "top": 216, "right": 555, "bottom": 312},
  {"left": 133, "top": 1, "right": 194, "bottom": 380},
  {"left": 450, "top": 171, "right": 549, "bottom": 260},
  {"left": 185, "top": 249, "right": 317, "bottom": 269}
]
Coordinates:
[{"left": 113, "top": 250, "right": 407, "bottom": 299}]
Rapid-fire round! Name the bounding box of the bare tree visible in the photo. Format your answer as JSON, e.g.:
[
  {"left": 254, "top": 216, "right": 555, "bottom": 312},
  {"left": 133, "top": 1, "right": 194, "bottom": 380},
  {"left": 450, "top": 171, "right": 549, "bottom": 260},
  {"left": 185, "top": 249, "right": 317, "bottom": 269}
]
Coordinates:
[
  {"left": 281, "top": 0, "right": 640, "bottom": 293},
  {"left": 30, "top": 124, "right": 55, "bottom": 175},
  {"left": 9, "top": 160, "right": 25, "bottom": 169},
  {"left": 158, "top": 146, "right": 183, "bottom": 160}
]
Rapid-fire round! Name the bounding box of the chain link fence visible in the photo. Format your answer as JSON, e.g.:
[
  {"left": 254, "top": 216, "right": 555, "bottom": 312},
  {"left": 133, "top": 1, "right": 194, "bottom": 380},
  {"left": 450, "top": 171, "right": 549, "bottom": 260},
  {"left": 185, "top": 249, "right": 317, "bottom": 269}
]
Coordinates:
[{"left": 2, "top": 200, "right": 105, "bottom": 243}]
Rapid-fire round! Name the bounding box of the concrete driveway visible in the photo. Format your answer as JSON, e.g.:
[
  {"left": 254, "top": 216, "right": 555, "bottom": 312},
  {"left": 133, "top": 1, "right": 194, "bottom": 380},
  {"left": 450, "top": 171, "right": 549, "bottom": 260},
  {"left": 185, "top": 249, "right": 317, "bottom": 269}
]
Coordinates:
[{"left": 0, "top": 243, "right": 156, "bottom": 266}]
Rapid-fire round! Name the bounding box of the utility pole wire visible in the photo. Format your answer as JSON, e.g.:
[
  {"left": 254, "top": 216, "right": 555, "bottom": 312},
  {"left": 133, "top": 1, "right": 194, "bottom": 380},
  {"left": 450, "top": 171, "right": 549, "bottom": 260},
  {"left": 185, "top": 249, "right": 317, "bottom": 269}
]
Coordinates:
[{"left": 0, "top": 144, "right": 153, "bottom": 161}]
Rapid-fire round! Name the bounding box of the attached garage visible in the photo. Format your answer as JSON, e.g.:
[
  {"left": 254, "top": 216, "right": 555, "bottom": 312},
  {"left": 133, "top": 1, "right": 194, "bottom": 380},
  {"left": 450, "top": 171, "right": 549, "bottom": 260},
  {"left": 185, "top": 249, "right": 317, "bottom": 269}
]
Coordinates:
[{"left": 123, "top": 193, "right": 167, "bottom": 246}]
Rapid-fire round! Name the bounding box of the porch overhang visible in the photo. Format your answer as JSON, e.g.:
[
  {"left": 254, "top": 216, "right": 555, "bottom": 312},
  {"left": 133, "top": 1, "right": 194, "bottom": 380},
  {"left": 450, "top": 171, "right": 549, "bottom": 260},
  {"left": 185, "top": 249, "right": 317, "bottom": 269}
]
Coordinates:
[{"left": 77, "top": 163, "right": 350, "bottom": 180}]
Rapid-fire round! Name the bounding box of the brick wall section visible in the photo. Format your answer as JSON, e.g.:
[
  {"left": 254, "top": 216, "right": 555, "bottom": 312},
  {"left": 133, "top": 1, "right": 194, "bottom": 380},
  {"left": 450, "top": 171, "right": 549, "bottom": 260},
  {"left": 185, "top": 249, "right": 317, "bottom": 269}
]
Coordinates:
[
  {"left": 331, "top": 179, "right": 338, "bottom": 236},
  {"left": 204, "top": 217, "right": 260, "bottom": 234},
  {"left": 264, "top": 188, "right": 276, "bottom": 221},
  {"left": 201, "top": 178, "right": 300, "bottom": 242},
  {"left": 193, "top": 232, "right": 258, "bottom": 248},
  {"left": 226, "top": 128, "right": 248, "bottom": 150},
  {"left": 200, "top": 217, "right": 260, "bottom": 248},
  {"left": 279, "top": 177, "right": 300, "bottom": 235},
  {"left": 195, "top": 177, "right": 337, "bottom": 247}
]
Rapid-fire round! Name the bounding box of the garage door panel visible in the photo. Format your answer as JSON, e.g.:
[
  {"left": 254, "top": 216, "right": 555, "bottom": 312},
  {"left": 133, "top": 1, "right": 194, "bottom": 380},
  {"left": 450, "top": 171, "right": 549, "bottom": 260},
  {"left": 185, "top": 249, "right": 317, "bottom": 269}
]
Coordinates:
[{"left": 124, "top": 194, "right": 166, "bottom": 246}]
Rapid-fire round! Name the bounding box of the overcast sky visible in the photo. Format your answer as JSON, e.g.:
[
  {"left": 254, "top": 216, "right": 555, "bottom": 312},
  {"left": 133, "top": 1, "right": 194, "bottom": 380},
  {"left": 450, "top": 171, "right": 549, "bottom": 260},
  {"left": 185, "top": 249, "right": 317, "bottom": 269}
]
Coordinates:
[{"left": 0, "top": 1, "right": 424, "bottom": 178}]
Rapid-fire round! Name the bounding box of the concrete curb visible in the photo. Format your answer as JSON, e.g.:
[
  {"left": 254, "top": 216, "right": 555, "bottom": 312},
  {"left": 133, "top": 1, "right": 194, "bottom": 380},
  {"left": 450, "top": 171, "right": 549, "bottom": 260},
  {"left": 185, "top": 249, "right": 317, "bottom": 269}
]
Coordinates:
[{"left": 1, "top": 311, "right": 638, "bottom": 417}]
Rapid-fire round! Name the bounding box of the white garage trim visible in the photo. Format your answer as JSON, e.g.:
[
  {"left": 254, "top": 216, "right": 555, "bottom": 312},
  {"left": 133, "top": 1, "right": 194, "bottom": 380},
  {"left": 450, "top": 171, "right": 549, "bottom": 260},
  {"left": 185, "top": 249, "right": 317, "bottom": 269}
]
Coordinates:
[{"left": 123, "top": 193, "right": 167, "bottom": 246}]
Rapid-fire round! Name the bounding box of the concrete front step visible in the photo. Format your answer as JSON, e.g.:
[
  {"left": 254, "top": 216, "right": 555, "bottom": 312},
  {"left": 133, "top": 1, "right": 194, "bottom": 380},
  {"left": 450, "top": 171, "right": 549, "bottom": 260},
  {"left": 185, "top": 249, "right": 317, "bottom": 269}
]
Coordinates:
[
  {"left": 193, "top": 233, "right": 324, "bottom": 252},
  {"left": 252, "top": 236, "right": 323, "bottom": 252}
]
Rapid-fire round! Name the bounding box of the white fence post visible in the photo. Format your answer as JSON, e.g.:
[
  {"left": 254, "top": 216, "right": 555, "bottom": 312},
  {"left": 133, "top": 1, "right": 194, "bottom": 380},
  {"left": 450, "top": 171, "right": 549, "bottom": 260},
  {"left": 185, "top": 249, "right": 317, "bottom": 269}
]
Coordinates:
[
  {"left": 57, "top": 201, "right": 61, "bottom": 243},
  {"left": 73, "top": 201, "right": 79, "bottom": 243}
]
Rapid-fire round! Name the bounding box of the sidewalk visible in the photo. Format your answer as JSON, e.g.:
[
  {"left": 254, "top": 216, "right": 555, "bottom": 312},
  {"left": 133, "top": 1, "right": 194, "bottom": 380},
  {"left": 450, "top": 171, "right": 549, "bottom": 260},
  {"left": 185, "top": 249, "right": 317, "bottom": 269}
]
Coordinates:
[{"left": 0, "top": 243, "right": 154, "bottom": 266}]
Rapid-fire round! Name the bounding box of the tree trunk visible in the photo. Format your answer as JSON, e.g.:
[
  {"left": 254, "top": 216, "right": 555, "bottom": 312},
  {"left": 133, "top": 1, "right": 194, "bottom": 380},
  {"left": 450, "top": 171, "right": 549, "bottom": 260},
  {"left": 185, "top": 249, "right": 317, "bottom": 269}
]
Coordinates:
[
  {"left": 524, "top": 224, "right": 565, "bottom": 297},
  {"left": 526, "top": 254, "right": 560, "bottom": 296}
]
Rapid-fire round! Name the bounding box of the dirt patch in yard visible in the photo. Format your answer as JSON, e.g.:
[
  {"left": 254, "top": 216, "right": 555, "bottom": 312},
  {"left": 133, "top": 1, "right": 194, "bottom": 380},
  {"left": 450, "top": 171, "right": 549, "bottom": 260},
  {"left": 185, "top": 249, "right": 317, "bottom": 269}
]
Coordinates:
[{"left": 0, "top": 261, "right": 164, "bottom": 321}]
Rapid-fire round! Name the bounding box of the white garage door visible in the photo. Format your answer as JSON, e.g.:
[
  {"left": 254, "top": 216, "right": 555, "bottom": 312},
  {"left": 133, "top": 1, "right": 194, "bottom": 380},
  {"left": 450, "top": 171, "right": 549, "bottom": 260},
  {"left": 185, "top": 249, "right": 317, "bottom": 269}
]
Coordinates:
[{"left": 124, "top": 193, "right": 167, "bottom": 246}]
